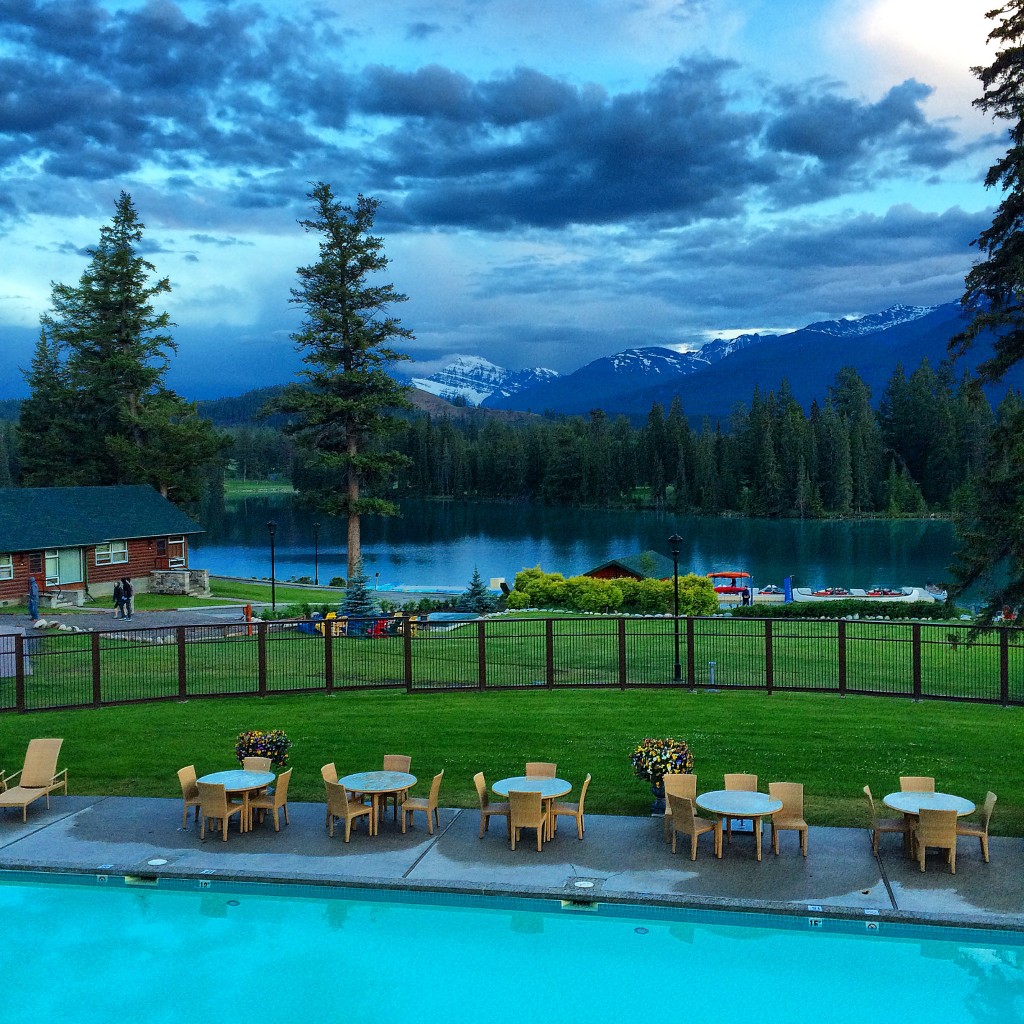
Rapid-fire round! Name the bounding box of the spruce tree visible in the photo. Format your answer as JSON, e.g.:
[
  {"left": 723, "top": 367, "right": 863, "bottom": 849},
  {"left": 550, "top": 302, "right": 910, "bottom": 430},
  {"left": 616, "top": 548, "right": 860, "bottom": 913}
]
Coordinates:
[
  {"left": 275, "top": 184, "right": 412, "bottom": 579},
  {"left": 948, "top": 3, "right": 1024, "bottom": 618},
  {"left": 459, "top": 568, "right": 497, "bottom": 614},
  {"left": 340, "top": 559, "right": 379, "bottom": 623},
  {"left": 21, "top": 193, "right": 224, "bottom": 501}
]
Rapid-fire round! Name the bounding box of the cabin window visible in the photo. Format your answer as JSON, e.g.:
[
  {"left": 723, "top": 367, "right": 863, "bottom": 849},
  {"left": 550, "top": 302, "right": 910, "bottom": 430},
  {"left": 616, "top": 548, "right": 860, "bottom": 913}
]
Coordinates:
[
  {"left": 95, "top": 540, "right": 129, "bottom": 565},
  {"left": 28, "top": 552, "right": 42, "bottom": 574},
  {"left": 0, "top": 554, "right": 12, "bottom": 581},
  {"left": 166, "top": 536, "right": 186, "bottom": 568},
  {"left": 45, "top": 548, "right": 84, "bottom": 587}
]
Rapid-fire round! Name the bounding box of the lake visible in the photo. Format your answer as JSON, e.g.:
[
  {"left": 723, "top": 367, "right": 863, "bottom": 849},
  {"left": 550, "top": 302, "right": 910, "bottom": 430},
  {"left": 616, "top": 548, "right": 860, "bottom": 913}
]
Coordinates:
[{"left": 191, "top": 497, "right": 963, "bottom": 594}]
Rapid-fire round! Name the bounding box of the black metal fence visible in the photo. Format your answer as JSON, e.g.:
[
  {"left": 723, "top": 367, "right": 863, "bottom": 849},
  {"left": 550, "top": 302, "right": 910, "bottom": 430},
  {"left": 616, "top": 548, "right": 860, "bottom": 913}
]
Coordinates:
[{"left": 1, "top": 615, "right": 1021, "bottom": 713}]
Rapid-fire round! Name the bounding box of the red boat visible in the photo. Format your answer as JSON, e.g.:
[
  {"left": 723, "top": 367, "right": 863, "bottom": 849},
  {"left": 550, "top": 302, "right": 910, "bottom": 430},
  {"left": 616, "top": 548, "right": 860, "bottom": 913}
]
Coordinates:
[{"left": 708, "top": 571, "right": 752, "bottom": 595}]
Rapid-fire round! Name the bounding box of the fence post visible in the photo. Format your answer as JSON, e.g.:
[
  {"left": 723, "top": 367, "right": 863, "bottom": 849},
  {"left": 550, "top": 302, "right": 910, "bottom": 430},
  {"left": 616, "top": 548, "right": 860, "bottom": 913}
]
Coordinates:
[
  {"left": 14, "top": 633, "right": 26, "bottom": 712},
  {"left": 257, "top": 621, "right": 268, "bottom": 697},
  {"left": 999, "top": 627, "right": 1010, "bottom": 706},
  {"left": 324, "top": 618, "right": 334, "bottom": 693},
  {"left": 545, "top": 618, "right": 555, "bottom": 688},
  {"left": 686, "top": 617, "right": 696, "bottom": 688},
  {"left": 618, "top": 617, "right": 627, "bottom": 690},
  {"left": 837, "top": 620, "right": 846, "bottom": 696},
  {"left": 912, "top": 623, "right": 922, "bottom": 700},
  {"left": 91, "top": 631, "right": 102, "bottom": 707},
  {"left": 764, "top": 619, "right": 773, "bottom": 695},
  {"left": 477, "top": 619, "right": 487, "bottom": 690},
  {"left": 404, "top": 616, "right": 413, "bottom": 692},
  {"left": 177, "top": 626, "right": 187, "bottom": 698}
]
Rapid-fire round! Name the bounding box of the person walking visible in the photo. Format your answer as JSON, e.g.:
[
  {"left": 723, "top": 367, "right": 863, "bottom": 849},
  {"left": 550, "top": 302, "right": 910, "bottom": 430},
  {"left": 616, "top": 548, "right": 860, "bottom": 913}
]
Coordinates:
[
  {"left": 113, "top": 579, "right": 126, "bottom": 619},
  {"left": 27, "top": 575, "right": 39, "bottom": 620},
  {"left": 122, "top": 577, "right": 134, "bottom": 620}
]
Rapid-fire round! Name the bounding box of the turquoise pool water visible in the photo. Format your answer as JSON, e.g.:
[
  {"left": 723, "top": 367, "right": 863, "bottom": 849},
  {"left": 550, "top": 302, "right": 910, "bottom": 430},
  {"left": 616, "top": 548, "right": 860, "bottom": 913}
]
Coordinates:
[{"left": 2, "top": 875, "right": 1022, "bottom": 1023}]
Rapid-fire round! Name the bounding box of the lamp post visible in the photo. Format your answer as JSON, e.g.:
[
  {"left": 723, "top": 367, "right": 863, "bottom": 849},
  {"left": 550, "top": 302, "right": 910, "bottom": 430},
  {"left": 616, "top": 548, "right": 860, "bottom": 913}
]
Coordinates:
[
  {"left": 669, "top": 533, "right": 682, "bottom": 681},
  {"left": 267, "top": 521, "right": 277, "bottom": 611},
  {"left": 313, "top": 522, "right": 320, "bottom": 587}
]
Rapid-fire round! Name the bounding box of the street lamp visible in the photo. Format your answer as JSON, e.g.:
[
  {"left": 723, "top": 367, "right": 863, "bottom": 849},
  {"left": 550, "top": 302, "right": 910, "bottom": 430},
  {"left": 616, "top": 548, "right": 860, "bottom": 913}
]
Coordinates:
[
  {"left": 668, "top": 533, "right": 683, "bottom": 681},
  {"left": 313, "top": 522, "right": 320, "bottom": 587},
  {"left": 267, "top": 520, "right": 277, "bottom": 611}
]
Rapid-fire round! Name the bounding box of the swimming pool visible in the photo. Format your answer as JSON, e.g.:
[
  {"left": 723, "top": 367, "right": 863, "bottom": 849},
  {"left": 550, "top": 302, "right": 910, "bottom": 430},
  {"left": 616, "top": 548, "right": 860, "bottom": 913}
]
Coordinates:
[{"left": 2, "top": 874, "right": 1022, "bottom": 1023}]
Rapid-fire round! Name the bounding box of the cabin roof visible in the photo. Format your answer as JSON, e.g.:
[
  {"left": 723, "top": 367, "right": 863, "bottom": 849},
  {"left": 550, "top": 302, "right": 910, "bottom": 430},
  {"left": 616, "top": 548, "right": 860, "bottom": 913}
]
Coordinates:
[{"left": 0, "top": 485, "right": 204, "bottom": 552}]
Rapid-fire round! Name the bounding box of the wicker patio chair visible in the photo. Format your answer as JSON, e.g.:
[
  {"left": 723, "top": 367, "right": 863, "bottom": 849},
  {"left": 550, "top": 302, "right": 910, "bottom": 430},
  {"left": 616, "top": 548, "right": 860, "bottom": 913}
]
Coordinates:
[
  {"left": 899, "top": 776, "right": 935, "bottom": 792},
  {"left": 196, "top": 781, "right": 244, "bottom": 842},
  {"left": 769, "top": 781, "right": 808, "bottom": 856},
  {"left": 722, "top": 773, "right": 758, "bottom": 844},
  {"left": 663, "top": 774, "right": 697, "bottom": 842},
  {"left": 863, "top": 785, "right": 910, "bottom": 855},
  {"left": 382, "top": 754, "right": 413, "bottom": 817},
  {"left": 509, "top": 790, "right": 546, "bottom": 852},
  {"left": 401, "top": 770, "right": 444, "bottom": 835},
  {"left": 667, "top": 793, "right": 719, "bottom": 860},
  {"left": 325, "top": 780, "right": 372, "bottom": 842},
  {"left": 473, "top": 772, "right": 510, "bottom": 838},
  {"left": 0, "top": 738, "right": 67, "bottom": 822},
  {"left": 956, "top": 791, "right": 997, "bottom": 863},
  {"left": 525, "top": 762, "right": 557, "bottom": 778},
  {"left": 251, "top": 768, "right": 292, "bottom": 832},
  {"left": 914, "top": 807, "right": 958, "bottom": 873},
  {"left": 177, "top": 765, "right": 202, "bottom": 828},
  {"left": 552, "top": 774, "right": 592, "bottom": 840},
  {"left": 242, "top": 756, "right": 272, "bottom": 772}
]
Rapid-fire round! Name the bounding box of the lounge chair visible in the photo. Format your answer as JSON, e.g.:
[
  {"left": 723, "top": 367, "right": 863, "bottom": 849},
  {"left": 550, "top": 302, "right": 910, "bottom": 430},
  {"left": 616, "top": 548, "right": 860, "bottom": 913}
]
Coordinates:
[{"left": 0, "top": 738, "right": 67, "bottom": 822}]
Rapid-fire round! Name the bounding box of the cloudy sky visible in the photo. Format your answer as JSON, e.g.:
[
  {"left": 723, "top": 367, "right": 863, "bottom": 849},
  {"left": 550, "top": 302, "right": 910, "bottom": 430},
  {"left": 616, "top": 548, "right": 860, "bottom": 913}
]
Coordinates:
[{"left": 0, "top": 0, "right": 1002, "bottom": 398}]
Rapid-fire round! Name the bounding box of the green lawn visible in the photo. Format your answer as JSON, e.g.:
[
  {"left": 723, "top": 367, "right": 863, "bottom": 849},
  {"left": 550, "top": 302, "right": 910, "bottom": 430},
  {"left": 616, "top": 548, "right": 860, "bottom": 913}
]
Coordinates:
[{"left": 3, "top": 688, "right": 1020, "bottom": 834}]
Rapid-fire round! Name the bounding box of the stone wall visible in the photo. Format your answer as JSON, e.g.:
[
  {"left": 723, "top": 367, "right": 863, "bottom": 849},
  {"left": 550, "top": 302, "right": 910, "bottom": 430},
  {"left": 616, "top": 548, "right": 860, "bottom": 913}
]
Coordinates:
[{"left": 149, "top": 568, "right": 210, "bottom": 597}]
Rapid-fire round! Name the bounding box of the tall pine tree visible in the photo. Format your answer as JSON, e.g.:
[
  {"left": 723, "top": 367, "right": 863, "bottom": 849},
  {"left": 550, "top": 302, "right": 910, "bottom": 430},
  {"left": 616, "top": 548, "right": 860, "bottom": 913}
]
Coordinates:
[
  {"left": 274, "top": 184, "right": 412, "bottom": 578},
  {"left": 19, "top": 193, "right": 224, "bottom": 502}
]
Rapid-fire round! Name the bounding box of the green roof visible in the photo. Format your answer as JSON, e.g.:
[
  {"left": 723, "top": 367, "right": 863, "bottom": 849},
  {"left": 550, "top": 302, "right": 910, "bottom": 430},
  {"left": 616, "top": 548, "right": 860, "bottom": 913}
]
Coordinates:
[
  {"left": 585, "top": 550, "right": 676, "bottom": 579},
  {"left": 0, "top": 486, "right": 203, "bottom": 552}
]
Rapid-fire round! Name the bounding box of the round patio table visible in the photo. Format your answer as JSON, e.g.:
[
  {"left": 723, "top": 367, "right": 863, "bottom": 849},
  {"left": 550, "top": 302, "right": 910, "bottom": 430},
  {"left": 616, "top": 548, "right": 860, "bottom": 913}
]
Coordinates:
[
  {"left": 695, "top": 790, "right": 783, "bottom": 861},
  {"left": 339, "top": 771, "right": 417, "bottom": 836},
  {"left": 493, "top": 777, "right": 572, "bottom": 841},
  {"left": 883, "top": 792, "right": 975, "bottom": 858},
  {"left": 197, "top": 770, "right": 275, "bottom": 833}
]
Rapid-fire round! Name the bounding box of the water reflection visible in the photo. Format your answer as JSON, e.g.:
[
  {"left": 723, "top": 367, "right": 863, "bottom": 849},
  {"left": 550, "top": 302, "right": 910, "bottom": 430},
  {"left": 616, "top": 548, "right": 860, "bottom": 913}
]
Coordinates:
[{"left": 190, "top": 497, "right": 963, "bottom": 594}]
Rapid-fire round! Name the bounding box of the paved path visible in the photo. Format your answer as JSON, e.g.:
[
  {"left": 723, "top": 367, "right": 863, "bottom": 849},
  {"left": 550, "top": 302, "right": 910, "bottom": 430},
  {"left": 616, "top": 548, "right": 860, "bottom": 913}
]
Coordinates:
[{"left": 1, "top": 795, "right": 1020, "bottom": 930}]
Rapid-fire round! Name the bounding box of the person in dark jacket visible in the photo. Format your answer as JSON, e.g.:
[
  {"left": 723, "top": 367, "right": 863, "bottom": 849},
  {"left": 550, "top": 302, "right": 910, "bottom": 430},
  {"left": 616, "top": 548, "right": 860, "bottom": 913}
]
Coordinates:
[
  {"left": 121, "top": 577, "right": 134, "bottom": 620},
  {"left": 113, "top": 579, "right": 126, "bottom": 619}
]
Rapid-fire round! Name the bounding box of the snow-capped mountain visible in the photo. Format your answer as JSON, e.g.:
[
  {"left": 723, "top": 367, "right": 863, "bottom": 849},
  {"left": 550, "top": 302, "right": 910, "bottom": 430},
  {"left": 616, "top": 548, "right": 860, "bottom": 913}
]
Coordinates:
[
  {"left": 802, "top": 304, "right": 938, "bottom": 338},
  {"left": 411, "top": 355, "right": 559, "bottom": 406}
]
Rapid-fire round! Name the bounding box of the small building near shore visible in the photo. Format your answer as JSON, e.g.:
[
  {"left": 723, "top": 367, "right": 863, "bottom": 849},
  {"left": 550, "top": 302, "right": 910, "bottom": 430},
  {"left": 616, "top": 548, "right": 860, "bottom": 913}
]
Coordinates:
[
  {"left": 583, "top": 551, "right": 676, "bottom": 581},
  {"left": 0, "top": 485, "right": 206, "bottom": 607}
]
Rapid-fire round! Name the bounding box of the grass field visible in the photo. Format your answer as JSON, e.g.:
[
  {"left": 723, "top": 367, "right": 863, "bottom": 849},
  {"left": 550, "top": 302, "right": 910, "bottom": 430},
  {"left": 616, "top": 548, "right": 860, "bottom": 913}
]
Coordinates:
[{"left": 2, "top": 688, "right": 1020, "bottom": 834}]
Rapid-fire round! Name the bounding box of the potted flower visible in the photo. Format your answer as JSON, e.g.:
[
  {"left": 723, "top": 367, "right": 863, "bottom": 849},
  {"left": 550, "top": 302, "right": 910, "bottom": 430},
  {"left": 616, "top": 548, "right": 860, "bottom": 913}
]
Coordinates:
[
  {"left": 630, "top": 737, "right": 694, "bottom": 812},
  {"left": 235, "top": 729, "right": 292, "bottom": 768}
]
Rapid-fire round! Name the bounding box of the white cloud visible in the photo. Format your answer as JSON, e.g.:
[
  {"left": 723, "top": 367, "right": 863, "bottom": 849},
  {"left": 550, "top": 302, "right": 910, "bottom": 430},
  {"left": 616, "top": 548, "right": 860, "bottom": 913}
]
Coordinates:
[{"left": 827, "top": 0, "right": 992, "bottom": 134}]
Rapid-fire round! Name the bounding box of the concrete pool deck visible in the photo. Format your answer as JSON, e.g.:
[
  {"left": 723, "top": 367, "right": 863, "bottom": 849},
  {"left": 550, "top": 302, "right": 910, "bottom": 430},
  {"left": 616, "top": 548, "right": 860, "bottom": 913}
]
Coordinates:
[{"left": 1, "top": 795, "right": 1021, "bottom": 930}]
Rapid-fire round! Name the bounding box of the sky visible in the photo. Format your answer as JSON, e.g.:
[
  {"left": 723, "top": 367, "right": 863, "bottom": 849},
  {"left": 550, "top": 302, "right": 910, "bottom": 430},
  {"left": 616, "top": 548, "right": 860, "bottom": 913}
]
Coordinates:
[{"left": 0, "top": 0, "right": 1004, "bottom": 398}]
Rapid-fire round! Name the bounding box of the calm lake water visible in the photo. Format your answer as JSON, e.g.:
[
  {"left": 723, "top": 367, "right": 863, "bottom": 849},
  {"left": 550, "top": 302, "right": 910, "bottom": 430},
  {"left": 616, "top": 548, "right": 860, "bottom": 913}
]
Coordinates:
[{"left": 191, "top": 497, "right": 963, "bottom": 594}]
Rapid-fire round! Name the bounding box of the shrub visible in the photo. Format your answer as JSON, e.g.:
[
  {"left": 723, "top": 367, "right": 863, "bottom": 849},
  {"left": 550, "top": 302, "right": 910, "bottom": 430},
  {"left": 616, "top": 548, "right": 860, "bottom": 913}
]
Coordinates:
[{"left": 630, "top": 737, "right": 694, "bottom": 784}]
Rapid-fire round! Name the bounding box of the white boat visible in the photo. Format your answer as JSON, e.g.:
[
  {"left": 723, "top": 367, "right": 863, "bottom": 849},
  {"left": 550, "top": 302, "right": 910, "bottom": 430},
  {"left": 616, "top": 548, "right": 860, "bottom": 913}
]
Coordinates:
[{"left": 792, "top": 587, "right": 935, "bottom": 603}]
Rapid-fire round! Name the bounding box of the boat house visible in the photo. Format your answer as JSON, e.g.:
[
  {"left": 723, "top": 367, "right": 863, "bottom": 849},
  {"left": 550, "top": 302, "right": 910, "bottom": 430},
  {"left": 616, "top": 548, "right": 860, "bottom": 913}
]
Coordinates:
[
  {"left": 0, "top": 485, "right": 206, "bottom": 607},
  {"left": 583, "top": 551, "right": 675, "bottom": 581}
]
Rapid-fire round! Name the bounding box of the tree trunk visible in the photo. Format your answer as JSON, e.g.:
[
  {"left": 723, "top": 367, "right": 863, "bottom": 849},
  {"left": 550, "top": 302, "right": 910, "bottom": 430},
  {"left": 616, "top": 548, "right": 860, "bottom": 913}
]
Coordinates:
[{"left": 347, "top": 441, "right": 360, "bottom": 578}]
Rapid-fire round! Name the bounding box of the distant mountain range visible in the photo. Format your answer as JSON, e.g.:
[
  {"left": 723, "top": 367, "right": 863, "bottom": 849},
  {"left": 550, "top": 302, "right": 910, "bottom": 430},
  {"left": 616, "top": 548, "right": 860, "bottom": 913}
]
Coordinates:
[
  {"left": 413, "top": 302, "right": 1024, "bottom": 422},
  {"left": 410, "top": 355, "right": 559, "bottom": 405}
]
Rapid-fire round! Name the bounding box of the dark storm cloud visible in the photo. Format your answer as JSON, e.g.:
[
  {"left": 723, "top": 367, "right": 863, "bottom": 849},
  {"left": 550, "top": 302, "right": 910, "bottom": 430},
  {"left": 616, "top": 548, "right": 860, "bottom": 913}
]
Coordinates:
[
  {"left": 0, "top": 1, "right": 968, "bottom": 232},
  {"left": 405, "top": 20, "right": 443, "bottom": 41}
]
